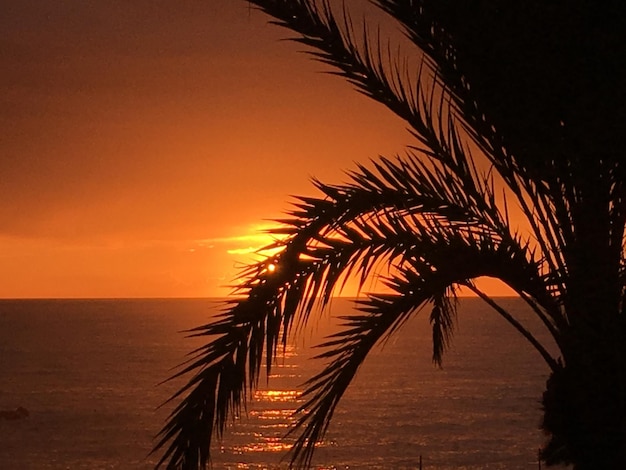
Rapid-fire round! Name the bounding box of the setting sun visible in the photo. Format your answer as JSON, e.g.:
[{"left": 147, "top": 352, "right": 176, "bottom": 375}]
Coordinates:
[{"left": 0, "top": 2, "right": 518, "bottom": 300}]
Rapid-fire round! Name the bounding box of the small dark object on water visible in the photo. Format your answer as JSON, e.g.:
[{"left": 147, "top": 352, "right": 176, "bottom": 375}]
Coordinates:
[{"left": 0, "top": 407, "right": 29, "bottom": 420}]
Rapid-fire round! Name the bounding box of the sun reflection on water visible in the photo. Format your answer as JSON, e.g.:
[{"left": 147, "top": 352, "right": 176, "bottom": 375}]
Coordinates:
[
  {"left": 232, "top": 437, "right": 294, "bottom": 454},
  {"left": 215, "top": 340, "right": 313, "bottom": 465},
  {"left": 254, "top": 389, "right": 299, "bottom": 402},
  {"left": 249, "top": 409, "right": 296, "bottom": 420}
]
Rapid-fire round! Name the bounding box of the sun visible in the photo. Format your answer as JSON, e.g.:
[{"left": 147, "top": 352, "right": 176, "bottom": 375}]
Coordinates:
[{"left": 266, "top": 263, "right": 276, "bottom": 273}]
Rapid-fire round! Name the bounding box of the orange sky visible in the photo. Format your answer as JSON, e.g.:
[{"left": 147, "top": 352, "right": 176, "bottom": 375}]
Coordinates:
[{"left": 1, "top": 1, "right": 515, "bottom": 298}]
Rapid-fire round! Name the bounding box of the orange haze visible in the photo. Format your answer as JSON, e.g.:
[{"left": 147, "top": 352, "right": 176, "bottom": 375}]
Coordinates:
[{"left": 0, "top": 1, "right": 515, "bottom": 299}]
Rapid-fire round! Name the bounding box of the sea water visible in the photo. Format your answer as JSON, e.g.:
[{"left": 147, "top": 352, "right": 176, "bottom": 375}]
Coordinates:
[{"left": 0, "top": 298, "right": 569, "bottom": 469}]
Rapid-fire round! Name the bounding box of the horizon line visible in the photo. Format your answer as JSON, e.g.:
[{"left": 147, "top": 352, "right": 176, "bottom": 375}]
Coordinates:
[{"left": 0, "top": 294, "right": 519, "bottom": 301}]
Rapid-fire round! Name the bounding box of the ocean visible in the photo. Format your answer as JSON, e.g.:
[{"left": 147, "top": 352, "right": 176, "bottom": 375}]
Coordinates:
[{"left": 0, "top": 298, "right": 569, "bottom": 469}]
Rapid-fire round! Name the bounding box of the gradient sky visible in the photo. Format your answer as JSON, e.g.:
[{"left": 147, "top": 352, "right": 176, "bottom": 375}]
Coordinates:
[{"left": 1, "top": 0, "right": 512, "bottom": 298}]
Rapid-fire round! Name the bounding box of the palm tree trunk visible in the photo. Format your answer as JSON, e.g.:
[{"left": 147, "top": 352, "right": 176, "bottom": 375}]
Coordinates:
[
  {"left": 542, "top": 343, "right": 626, "bottom": 469},
  {"left": 541, "top": 169, "right": 626, "bottom": 469}
]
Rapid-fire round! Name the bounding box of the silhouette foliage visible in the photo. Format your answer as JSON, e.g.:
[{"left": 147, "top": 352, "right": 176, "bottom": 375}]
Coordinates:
[{"left": 154, "top": 1, "right": 626, "bottom": 469}]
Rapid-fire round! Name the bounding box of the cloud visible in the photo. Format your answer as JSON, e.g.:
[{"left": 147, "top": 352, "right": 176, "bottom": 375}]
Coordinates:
[
  {"left": 226, "top": 247, "right": 261, "bottom": 255},
  {"left": 195, "top": 223, "right": 284, "bottom": 257}
]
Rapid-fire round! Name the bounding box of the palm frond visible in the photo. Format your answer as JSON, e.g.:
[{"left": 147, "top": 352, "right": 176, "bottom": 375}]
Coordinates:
[
  {"left": 247, "top": 1, "right": 464, "bottom": 182},
  {"left": 285, "top": 266, "right": 460, "bottom": 469},
  {"left": 285, "top": 230, "right": 560, "bottom": 468},
  {"left": 246, "top": 0, "right": 572, "bottom": 318},
  {"left": 287, "top": 292, "right": 421, "bottom": 468},
  {"left": 430, "top": 285, "right": 458, "bottom": 366},
  {"left": 150, "top": 2, "right": 626, "bottom": 468},
  {"left": 153, "top": 135, "right": 569, "bottom": 467}
]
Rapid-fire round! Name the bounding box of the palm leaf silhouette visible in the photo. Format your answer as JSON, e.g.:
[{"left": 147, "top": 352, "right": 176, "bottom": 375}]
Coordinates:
[{"left": 154, "top": 1, "right": 626, "bottom": 469}]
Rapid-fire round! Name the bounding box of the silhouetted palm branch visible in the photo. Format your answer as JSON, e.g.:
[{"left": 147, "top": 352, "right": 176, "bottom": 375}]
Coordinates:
[
  {"left": 154, "top": 149, "right": 560, "bottom": 468},
  {"left": 154, "top": 1, "right": 626, "bottom": 469}
]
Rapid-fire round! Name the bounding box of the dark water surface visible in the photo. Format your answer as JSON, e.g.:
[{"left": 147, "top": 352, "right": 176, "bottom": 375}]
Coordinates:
[{"left": 0, "top": 298, "right": 568, "bottom": 469}]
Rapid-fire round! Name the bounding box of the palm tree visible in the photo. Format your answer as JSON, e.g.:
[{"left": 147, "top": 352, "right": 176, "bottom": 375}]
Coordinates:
[{"left": 154, "top": 1, "right": 626, "bottom": 469}]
